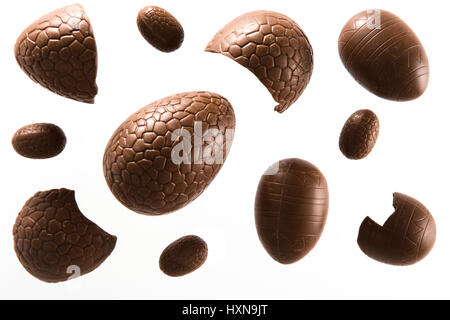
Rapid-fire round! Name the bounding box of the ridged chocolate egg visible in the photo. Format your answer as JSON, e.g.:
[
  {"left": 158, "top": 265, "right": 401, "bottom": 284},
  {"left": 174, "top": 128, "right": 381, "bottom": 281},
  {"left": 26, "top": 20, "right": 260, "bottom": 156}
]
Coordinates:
[
  {"left": 255, "top": 158, "right": 329, "bottom": 264},
  {"left": 338, "top": 9, "right": 429, "bottom": 101},
  {"left": 358, "top": 193, "right": 436, "bottom": 266},
  {"left": 103, "top": 91, "right": 235, "bottom": 215}
]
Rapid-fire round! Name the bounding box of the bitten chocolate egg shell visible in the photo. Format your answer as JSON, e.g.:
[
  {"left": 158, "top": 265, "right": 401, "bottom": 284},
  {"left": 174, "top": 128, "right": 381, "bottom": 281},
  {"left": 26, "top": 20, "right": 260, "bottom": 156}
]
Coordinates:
[
  {"left": 338, "top": 9, "right": 429, "bottom": 101},
  {"left": 159, "top": 235, "right": 208, "bottom": 277},
  {"left": 358, "top": 193, "right": 436, "bottom": 266},
  {"left": 12, "top": 123, "right": 66, "bottom": 159},
  {"left": 14, "top": 4, "right": 98, "bottom": 103},
  {"left": 255, "top": 158, "right": 329, "bottom": 264},
  {"left": 13, "top": 188, "right": 117, "bottom": 283},
  {"left": 103, "top": 91, "right": 235, "bottom": 216},
  {"left": 339, "top": 109, "right": 379, "bottom": 160},
  {"left": 137, "top": 6, "right": 184, "bottom": 52},
  {"left": 206, "top": 11, "right": 313, "bottom": 113}
]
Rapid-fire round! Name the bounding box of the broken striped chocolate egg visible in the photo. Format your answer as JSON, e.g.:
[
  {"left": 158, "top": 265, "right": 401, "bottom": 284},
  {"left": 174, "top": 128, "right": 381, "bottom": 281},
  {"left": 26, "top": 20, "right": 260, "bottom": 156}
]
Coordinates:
[
  {"left": 206, "top": 11, "right": 313, "bottom": 113},
  {"left": 338, "top": 9, "right": 429, "bottom": 101},
  {"left": 14, "top": 4, "right": 98, "bottom": 103},
  {"left": 159, "top": 235, "right": 208, "bottom": 277},
  {"left": 358, "top": 193, "right": 436, "bottom": 266},
  {"left": 13, "top": 188, "right": 116, "bottom": 283},
  {"left": 137, "top": 6, "right": 184, "bottom": 52},
  {"left": 12, "top": 123, "right": 66, "bottom": 159},
  {"left": 339, "top": 109, "right": 379, "bottom": 160},
  {"left": 103, "top": 91, "right": 235, "bottom": 215},
  {"left": 255, "top": 158, "right": 329, "bottom": 264}
]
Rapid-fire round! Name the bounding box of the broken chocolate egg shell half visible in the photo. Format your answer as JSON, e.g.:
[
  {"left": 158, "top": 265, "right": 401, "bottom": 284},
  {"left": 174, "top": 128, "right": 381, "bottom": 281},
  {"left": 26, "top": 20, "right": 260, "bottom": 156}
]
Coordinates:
[
  {"left": 206, "top": 10, "right": 313, "bottom": 113},
  {"left": 103, "top": 91, "right": 236, "bottom": 216},
  {"left": 255, "top": 158, "right": 329, "bottom": 264},
  {"left": 13, "top": 188, "right": 117, "bottom": 283},
  {"left": 339, "top": 109, "right": 379, "bottom": 160},
  {"left": 12, "top": 123, "right": 66, "bottom": 159},
  {"left": 159, "top": 235, "right": 208, "bottom": 277},
  {"left": 137, "top": 6, "right": 184, "bottom": 52},
  {"left": 14, "top": 4, "right": 98, "bottom": 103},
  {"left": 338, "top": 9, "right": 429, "bottom": 101},
  {"left": 358, "top": 193, "right": 436, "bottom": 266}
]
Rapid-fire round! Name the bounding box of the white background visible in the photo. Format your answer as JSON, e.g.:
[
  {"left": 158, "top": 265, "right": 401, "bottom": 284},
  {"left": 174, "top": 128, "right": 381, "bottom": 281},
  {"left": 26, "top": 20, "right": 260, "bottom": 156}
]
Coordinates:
[{"left": 0, "top": 0, "right": 448, "bottom": 299}]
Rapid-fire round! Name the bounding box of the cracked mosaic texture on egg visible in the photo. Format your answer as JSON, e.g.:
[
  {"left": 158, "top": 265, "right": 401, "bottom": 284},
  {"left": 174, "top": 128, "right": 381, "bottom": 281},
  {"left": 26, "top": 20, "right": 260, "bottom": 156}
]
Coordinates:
[
  {"left": 103, "top": 91, "right": 236, "bottom": 216},
  {"left": 14, "top": 4, "right": 98, "bottom": 103},
  {"left": 206, "top": 10, "right": 313, "bottom": 113},
  {"left": 13, "top": 189, "right": 117, "bottom": 283}
]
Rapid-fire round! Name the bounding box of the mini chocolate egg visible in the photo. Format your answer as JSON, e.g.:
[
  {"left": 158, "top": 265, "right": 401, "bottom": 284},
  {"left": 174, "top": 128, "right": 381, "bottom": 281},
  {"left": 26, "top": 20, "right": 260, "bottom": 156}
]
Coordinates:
[
  {"left": 339, "top": 109, "right": 379, "bottom": 160},
  {"left": 12, "top": 123, "right": 66, "bottom": 159},
  {"left": 159, "top": 235, "right": 208, "bottom": 277},
  {"left": 137, "top": 6, "right": 184, "bottom": 52}
]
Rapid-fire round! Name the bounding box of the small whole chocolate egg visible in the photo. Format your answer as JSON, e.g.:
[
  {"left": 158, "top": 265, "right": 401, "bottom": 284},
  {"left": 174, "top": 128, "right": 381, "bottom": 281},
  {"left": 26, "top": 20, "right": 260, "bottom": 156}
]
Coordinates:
[
  {"left": 12, "top": 123, "right": 66, "bottom": 159},
  {"left": 159, "top": 235, "right": 208, "bottom": 277},
  {"left": 137, "top": 6, "right": 184, "bottom": 52},
  {"left": 339, "top": 109, "right": 379, "bottom": 160}
]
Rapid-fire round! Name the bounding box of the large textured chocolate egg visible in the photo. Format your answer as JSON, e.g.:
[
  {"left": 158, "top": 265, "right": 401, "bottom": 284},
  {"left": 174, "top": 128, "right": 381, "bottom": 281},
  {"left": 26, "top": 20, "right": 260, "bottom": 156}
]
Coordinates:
[
  {"left": 206, "top": 11, "right": 313, "bottom": 113},
  {"left": 338, "top": 9, "right": 429, "bottom": 101},
  {"left": 103, "top": 91, "right": 235, "bottom": 215},
  {"left": 255, "top": 158, "right": 329, "bottom": 264},
  {"left": 13, "top": 188, "right": 117, "bottom": 283},
  {"left": 339, "top": 109, "right": 379, "bottom": 160},
  {"left": 14, "top": 4, "right": 98, "bottom": 103}
]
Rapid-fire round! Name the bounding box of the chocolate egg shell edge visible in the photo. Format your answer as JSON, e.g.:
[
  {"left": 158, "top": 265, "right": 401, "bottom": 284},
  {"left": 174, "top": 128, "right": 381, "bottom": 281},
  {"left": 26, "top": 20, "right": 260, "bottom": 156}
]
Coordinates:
[
  {"left": 357, "top": 192, "right": 436, "bottom": 266},
  {"left": 13, "top": 188, "right": 117, "bottom": 283},
  {"left": 206, "top": 10, "right": 313, "bottom": 113},
  {"left": 14, "top": 4, "right": 98, "bottom": 103}
]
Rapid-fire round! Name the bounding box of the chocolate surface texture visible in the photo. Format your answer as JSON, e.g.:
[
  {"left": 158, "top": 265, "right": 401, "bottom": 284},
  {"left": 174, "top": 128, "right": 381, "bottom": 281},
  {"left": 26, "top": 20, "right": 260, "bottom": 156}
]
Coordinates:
[
  {"left": 12, "top": 123, "right": 66, "bottom": 159},
  {"left": 13, "top": 189, "right": 117, "bottom": 283},
  {"left": 338, "top": 9, "right": 429, "bottom": 101},
  {"left": 137, "top": 6, "right": 184, "bottom": 52},
  {"left": 14, "top": 4, "right": 98, "bottom": 103},
  {"left": 339, "top": 109, "right": 379, "bottom": 160},
  {"left": 206, "top": 11, "right": 313, "bottom": 113},
  {"left": 358, "top": 193, "right": 436, "bottom": 266},
  {"left": 255, "top": 158, "right": 329, "bottom": 264},
  {"left": 103, "top": 91, "right": 235, "bottom": 216},
  {"left": 159, "top": 235, "right": 208, "bottom": 277}
]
